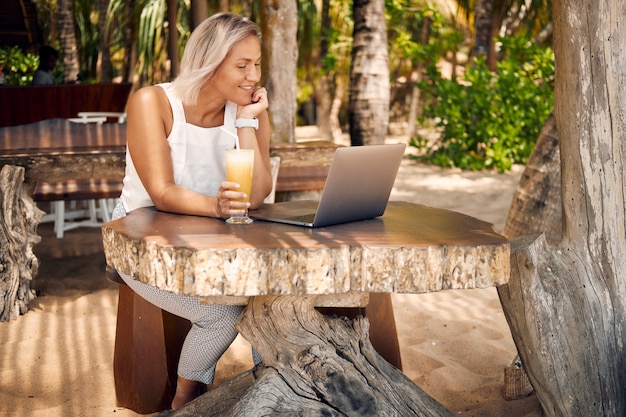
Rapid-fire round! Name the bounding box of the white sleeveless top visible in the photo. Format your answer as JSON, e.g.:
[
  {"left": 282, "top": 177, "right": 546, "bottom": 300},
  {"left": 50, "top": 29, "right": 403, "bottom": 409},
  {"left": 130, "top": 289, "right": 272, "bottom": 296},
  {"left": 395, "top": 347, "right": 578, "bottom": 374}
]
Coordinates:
[{"left": 120, "top": 83, "right": 238, "bottom": 213}]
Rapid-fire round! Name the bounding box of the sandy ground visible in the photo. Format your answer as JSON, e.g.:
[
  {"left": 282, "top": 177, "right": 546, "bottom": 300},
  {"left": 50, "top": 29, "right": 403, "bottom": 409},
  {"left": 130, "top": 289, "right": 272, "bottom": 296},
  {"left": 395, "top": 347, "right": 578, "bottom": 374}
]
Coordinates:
[{"left": 0, "top": 130, "right": 543, "bottom": 417}]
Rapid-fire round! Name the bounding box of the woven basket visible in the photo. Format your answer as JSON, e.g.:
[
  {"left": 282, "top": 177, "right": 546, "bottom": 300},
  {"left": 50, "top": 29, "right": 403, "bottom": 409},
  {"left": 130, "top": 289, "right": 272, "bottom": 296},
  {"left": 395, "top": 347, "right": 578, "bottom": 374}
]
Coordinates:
[{"left": 503, "top": 356, "right": 534, "bottom": 400}]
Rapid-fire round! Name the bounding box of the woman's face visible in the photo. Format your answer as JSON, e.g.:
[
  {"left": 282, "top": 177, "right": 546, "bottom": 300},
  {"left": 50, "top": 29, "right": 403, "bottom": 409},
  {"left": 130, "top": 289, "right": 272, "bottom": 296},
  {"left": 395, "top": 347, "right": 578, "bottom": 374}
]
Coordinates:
[{"left": 211, "top": 35, "right": 262, "bottom": 106}]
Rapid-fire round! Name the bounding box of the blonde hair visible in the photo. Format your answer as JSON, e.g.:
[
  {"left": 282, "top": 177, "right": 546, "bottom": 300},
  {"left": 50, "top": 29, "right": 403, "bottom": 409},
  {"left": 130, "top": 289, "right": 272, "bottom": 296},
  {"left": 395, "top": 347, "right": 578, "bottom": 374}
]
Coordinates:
[{"left": 170, "top": 13, "right": 261, "bottom": 105}]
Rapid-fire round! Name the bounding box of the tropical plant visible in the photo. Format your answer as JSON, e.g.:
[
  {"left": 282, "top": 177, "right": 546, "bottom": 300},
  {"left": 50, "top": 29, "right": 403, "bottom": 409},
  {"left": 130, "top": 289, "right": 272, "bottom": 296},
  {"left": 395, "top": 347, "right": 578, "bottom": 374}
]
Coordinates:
[
  {"left": 136, "top": 0, "right": 169, "bottom": 84},
  {"left": 386, "top": 1, "right": 464, "bottom": 136},
  {"left": 0, "top": 46, "right": 40, "bottom": 85},
  {"left": 456, "top": 0, "right": 552, "bottom": 69},
  {"left": 412, "top": 34, "right": 554, "bottom": 172},
  {"left": 21, "top": 0, "right": 555, "bottom": 157},
  {"left": 297, "top": 0, "right": 353, "bottom": 140}
]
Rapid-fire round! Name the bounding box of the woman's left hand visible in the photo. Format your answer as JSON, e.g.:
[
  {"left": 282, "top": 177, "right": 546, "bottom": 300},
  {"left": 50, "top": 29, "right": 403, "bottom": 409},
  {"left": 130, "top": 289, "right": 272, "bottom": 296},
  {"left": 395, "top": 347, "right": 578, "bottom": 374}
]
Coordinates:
[{"left": 237, "top": 86, "right": 268, "bottom": 119}]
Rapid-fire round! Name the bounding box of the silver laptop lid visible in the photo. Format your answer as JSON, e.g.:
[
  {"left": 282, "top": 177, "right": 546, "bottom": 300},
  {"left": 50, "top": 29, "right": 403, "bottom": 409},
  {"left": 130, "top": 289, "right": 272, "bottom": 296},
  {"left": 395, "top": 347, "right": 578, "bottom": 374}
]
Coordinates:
[
  {"left": 311, "top": 143, "right": 405, "bottom": 226},
  {"left": 250, "top": 143, "right": 406, "bottom": 227}
]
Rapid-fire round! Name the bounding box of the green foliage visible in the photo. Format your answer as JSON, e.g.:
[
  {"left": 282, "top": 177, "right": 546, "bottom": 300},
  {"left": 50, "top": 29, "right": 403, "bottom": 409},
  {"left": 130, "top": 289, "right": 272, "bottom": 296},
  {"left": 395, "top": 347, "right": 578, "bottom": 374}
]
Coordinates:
[
  {"left": 412, "top": 35, "right": 554, "bottom": 172},
  {"left": 386, "top": 1, "right": 457, "bottom": 76},
  {"left": 136, "top": 0, "right": 168, "bottom": 84},
  {"left": 0, "top": 46, "right": 39, "bottom": 86},
  {"left": 297, "top": 0, "right": 318, "bottom": 68}
]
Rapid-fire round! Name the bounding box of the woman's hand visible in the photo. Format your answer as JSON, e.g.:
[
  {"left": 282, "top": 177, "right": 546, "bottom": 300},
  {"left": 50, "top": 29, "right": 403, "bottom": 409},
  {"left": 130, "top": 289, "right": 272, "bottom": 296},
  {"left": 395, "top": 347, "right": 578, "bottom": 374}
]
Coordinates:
[
  {"left": 233, "top": 87, "right": 273, "bottom": 208},
  {"left": 215, "top": 181, "right": 250, "bottom": 218},
  {"left": 237, "top": 87, "right": 268, "bottom": 119}
]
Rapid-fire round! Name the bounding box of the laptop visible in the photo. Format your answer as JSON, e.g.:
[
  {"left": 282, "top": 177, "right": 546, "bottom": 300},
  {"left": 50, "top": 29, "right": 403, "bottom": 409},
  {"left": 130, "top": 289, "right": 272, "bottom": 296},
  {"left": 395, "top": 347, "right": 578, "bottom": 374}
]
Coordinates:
[{"left": 250, "top": 143, "right": 406, "bottom": 227}]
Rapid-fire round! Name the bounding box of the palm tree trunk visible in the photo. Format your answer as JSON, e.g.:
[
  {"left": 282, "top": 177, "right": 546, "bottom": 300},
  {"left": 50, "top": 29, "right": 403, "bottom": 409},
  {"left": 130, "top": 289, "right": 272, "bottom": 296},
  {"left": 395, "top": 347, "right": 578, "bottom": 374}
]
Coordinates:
[
  {"left": 313, "top": 74, "right": 334, "bottom": 142},
  {"left": 167, "top": 0, "right": 179, "bottom": 79},
  {"left": 311, "top": 0, "right": 343, "bottom": 143},
  {"left": 406, "top": 16, "right": 431, "bottom": 139},
  {"left": 191, "top": 0, "right": 208, "bottom": 29},
  {"left": 122, "top": 1, "right": 136, "bottom": 85},
  {"left": 472, "top": 0, "right": 493, "bottom": 63},
  {"left": 349, "top": 0, "right": 389, "bottom": 146},
  {"left": 97, "top": 0, "right": 112, "bottom": 83},
  {"left": 58, "top": 0, "right": 80, "bottom": 83},
  {"left": 329, "top": 75, "right": 345, "bottom": 141},
  {"left": 260, "top": 0, "right": 298, "bottom": 143}
]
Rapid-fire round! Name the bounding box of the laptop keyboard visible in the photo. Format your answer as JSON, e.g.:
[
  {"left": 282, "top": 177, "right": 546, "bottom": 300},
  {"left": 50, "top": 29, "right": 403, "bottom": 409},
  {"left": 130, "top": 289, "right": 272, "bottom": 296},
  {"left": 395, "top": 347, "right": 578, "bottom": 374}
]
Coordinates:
[{"left": 288, "top": 213, "right": 316, "bottom": 223}]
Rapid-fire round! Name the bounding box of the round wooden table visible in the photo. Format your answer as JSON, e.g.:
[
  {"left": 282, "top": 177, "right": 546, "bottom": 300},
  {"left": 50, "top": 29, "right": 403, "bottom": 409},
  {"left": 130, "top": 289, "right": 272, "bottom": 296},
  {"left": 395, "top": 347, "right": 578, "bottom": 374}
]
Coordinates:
[{"left": 103, "top": 201, "right": 509, "bottom": 416}]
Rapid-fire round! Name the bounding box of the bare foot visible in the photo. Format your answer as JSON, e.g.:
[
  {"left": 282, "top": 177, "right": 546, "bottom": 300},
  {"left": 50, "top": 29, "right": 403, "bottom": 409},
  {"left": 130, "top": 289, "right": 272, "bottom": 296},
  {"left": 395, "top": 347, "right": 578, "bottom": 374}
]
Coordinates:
[{"left": 171, "top": 376, "right": 207, "bottom": 410}]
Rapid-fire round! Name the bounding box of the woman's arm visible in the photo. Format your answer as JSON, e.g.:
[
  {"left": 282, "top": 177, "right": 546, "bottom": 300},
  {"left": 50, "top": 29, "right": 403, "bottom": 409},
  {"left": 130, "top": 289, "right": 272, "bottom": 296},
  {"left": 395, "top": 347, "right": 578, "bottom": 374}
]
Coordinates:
[
  {"left": 215, "top": 86, "right": 273, "bottom": 212},
  {"left": 235, "top": 109, "right": 272, "bottom": 208},
  {"left": 126, "top": 87, "right": 225, "bottom": 217}
]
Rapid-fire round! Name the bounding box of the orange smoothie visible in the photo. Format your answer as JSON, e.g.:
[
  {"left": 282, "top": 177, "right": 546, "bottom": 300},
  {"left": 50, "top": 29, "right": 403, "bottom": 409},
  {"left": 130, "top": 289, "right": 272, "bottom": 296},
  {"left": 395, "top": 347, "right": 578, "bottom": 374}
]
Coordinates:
[{"left": 225, "top": 148, "right": 254, "bottom": 202}]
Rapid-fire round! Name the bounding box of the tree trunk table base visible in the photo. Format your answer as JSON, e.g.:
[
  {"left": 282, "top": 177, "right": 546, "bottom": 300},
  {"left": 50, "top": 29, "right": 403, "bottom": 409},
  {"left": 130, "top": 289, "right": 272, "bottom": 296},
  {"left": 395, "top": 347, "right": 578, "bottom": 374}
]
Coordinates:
[
  {"left": 163, "top": 295, "right": 454, "bottom": 417},
  {"left": 110, "top": 266, "right": 403, "bottom": 414}
]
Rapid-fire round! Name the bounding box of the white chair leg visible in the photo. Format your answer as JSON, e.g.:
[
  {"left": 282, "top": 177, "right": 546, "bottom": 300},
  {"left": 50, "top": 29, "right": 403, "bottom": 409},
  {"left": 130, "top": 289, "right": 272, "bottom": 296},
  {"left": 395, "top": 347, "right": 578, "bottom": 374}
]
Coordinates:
[
  {"left": 98, "top": 198, "right": 111, "bottom": 222},
  {"left": 39, "top": 202, "right": 55, "bottom": 223},
  {"left": 88, "top": 199, "right": 98, "bottom": 222},
  {"left": 54, "top": 201, "right": 65, "bottom": 239}
]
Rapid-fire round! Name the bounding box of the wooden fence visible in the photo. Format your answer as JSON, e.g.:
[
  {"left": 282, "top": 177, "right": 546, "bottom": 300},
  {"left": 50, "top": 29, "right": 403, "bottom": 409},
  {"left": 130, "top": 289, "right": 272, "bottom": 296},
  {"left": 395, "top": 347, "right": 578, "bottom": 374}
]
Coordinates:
[{"left": 0, "top": 83, "right": 132, "bottom": 127}]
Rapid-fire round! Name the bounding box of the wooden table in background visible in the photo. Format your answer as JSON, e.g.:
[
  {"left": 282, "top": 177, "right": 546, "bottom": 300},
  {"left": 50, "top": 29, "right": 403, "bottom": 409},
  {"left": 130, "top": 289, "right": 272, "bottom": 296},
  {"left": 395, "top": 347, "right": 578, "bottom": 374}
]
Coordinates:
[
  {"left": 0, "top": 117, "right": 127, "bottom": 184},
  {"left": 102, "top": 202, "right": 510, "bottom": 416}
]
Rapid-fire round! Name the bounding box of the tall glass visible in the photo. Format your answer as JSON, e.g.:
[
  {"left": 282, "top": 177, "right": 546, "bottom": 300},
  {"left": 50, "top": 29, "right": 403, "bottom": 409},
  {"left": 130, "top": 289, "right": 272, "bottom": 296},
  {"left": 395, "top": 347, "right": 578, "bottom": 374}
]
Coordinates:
[{"left": 225, "top": 148, "right": 254, "bottom": 224}]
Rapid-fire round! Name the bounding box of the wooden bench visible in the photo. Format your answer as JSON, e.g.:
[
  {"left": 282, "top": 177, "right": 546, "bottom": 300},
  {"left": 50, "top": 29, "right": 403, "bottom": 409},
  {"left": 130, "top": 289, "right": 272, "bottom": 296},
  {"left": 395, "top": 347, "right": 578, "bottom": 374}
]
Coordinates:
[
  {"left": 33, "top": 178, "right": 123, "bottom": 238},
  {"left": 106, "top": 267, "right": 191, "bottom": 413},
  {"left": 270, "top": 140, "right": 340, "bottom": 200},
  {"left": 33, "top": 178, "right": 123, "bottom": 202}
]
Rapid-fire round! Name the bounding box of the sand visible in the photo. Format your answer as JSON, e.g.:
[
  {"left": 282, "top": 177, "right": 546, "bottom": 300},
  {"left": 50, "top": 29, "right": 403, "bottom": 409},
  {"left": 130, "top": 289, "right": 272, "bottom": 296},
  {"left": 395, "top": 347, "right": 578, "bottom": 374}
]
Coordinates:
[{"left": 0, "top": 132, "right": 543, "bottom": 417}]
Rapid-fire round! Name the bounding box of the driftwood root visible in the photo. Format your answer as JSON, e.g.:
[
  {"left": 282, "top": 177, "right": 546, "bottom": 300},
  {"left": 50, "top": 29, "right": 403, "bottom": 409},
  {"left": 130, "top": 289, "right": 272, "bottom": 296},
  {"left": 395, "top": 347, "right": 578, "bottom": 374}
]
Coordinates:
[{"left": 0, "top": 165, "right": 44, "bottom": 321}]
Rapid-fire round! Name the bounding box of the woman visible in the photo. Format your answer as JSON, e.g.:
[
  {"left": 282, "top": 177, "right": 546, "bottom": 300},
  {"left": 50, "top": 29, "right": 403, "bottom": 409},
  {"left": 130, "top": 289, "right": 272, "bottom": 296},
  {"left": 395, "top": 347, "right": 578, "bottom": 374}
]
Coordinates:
[{"left": 112, "top": 13, "right": 272, "bottom": 410}]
